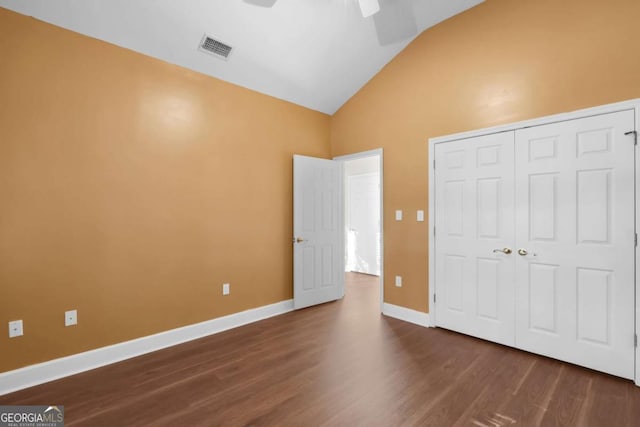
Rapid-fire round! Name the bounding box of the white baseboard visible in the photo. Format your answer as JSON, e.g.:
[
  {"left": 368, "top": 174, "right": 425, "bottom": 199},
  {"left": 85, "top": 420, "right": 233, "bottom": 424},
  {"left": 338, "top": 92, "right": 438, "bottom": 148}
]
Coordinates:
[
  {"left": 0, "top": 299, "right": 294, "bottom": 396},
  {"left": 382, "top": 303, "right": 430, "bottom": 327}
]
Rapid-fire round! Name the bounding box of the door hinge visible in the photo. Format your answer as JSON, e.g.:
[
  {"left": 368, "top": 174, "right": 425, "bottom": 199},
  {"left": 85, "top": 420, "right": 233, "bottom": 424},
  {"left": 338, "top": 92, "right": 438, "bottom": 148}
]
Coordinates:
[
  {"left": 433, "top": 227, "right": 436, "bottom": 237},
  {"left": 433, "top": 158, "right": 436, "bottom": 169},
  {"left": 433, "top": 294, "right": 436, "bottom": 304},
  {"left": 635, "top": 333, "right": 638, "bottom": 348},
  {"left": 635, "top": 233, "right": 638, "bottom": 247},
  {"left": 625, "top": 130, "right": 638, "bottom": 145}
]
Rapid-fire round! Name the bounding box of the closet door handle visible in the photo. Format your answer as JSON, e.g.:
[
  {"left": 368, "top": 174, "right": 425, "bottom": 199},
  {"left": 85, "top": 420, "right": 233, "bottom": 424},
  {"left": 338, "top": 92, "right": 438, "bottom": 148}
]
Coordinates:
[
  {"left": 518, "top": 248, "right": 528, "bottom": 256},
  {"left": 493, "top": 248, "right": 512, "bottom": 255}
]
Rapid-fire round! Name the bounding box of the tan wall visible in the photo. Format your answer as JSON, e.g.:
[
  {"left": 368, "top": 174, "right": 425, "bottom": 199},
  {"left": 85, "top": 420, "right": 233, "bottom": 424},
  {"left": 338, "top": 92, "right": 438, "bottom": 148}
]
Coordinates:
[
  {"left": 0, "top": 8, "right": 331, "bottom": 373},
  {"left": 331, "top": 0, "right": 640, "bottom": 313}
]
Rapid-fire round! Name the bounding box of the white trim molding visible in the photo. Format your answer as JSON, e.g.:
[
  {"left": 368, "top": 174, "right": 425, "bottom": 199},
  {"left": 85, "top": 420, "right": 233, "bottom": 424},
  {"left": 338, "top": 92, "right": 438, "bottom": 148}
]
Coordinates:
[
  {"left": 382, "top": 303, "right": 430, "bottom": 327},
  {"left": 634, "top": 101, "right": 640, "bottom": 387},
  {"left": 429, "top": 99, "right": 640, "bottom": 145},
  {"left": 0, "top": 299, "right": 294, "bottom": 396}
]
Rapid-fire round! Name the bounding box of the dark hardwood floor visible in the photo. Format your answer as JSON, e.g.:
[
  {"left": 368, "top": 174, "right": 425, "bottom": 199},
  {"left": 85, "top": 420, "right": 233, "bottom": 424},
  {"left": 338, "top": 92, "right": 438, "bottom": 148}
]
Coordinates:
[{"left": 1, "top": 273, "right": 639, "bottom": 426}]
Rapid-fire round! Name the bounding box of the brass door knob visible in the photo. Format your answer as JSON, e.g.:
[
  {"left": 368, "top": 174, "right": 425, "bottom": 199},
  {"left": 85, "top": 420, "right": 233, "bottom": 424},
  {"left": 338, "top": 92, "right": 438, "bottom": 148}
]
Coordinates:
[
  {"left": 492, "top": 248, "right": 512, "bottom": 255},
  {"left": 518, "top": 248, "right": 528, "bottom": 256},
  {"left": 293, "top": 237, "right": 305, "bottom": 243}
]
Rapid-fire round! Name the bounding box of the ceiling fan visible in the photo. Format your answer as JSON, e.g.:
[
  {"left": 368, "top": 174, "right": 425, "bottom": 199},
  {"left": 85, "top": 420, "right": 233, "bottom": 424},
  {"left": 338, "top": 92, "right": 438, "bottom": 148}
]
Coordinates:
[{"left": 243, "top": 0, "right": 418, "bottom": 46}]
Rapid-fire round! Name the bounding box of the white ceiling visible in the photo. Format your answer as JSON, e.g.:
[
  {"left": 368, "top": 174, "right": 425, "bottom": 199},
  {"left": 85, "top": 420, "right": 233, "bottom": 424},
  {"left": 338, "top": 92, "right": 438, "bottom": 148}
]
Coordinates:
[{"left": 0, "top": 0, "right": 483, "bottom": 114}]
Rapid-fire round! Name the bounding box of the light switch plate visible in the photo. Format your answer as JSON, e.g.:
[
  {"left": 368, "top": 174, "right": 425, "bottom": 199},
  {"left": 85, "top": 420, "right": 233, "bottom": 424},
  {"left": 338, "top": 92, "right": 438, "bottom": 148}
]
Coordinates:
[
  {"left": 395, "top": 276, "right": 402, "bottom": 287},
  {"left": 395, "top": 210, "right": 403, "bottom": 221},
  {"left": 9, "top": 320, "right": 23, "bottom": 338},
  {"left": 65, "top": 310, "right": 78, "bottom": 327},
  {"left": 417, "top": 210, "right": 425, "bottom": 222},
  {"left": 222, "top": 283, "right": 230, "bottom": 295}
]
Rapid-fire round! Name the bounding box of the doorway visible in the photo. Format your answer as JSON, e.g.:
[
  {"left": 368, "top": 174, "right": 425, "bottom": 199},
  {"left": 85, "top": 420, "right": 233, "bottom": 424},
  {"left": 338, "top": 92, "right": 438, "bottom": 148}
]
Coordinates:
[{"left": 335, "top": 149, "right": 383, "bottom": 312}]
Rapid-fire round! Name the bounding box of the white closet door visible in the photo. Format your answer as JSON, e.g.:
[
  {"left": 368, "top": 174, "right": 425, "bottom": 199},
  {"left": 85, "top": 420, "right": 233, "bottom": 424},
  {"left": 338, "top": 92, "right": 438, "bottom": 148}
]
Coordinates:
[
  {"left": 514, "top": 110, "right": 635, "bottom": 379},
  {"left": 434, "top": 132, "right": 516, "bottom": 346}
]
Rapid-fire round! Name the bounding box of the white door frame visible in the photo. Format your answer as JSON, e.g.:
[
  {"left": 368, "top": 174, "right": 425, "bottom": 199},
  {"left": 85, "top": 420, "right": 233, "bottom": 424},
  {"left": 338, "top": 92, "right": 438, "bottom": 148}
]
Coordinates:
[
  {"left": 428, "top": 98, "right": 640, "bottom": 385},
  {"left": 334, "top": 148, "right": 384, "bottom": 313}
]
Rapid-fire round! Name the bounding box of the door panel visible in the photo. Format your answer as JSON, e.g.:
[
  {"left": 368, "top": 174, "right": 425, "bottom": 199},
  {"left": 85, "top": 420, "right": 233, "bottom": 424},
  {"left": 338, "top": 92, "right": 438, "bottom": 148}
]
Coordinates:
[
  {"left": 434, "top": 132, "right": 516, "bottom": 346},
  {"left": 527, "top": 262, "right": 559, "bottom": 334},
  {"left": 293, "top": 155, "right": 343, "bottom": 309},
  {"left": 514, "top": 110, "right": 635, "bottom": 379}
]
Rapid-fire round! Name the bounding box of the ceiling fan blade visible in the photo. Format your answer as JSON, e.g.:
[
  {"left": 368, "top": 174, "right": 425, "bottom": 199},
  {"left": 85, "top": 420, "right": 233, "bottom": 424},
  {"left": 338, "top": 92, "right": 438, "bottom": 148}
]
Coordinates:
[
  {"left": 359, "top": 0, "right": 381, "bottom": 18},
  {"left": 373, "top": 0, "right": 418, "bottom": 46},
  {"left": 243, "top": 0, "right": 278, "bottom": 7}
]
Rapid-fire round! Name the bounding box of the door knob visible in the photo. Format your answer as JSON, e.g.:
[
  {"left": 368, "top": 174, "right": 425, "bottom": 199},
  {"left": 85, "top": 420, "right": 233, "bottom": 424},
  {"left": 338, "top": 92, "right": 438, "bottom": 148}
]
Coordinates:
[
  {"left": 518, "top": 248, "right": 528, "bottom": 256},
  {"left": 492, "top": 248, "right": 512, "bottom": 254},
  {"left": 293, "top": 237, "right": 305, "bottom": 243}
]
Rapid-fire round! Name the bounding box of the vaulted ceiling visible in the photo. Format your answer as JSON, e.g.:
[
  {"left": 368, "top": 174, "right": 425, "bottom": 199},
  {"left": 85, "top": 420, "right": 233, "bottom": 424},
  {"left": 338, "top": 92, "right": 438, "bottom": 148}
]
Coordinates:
[{"left": 0, "top": 0, "right": 484, "bottom": 114}]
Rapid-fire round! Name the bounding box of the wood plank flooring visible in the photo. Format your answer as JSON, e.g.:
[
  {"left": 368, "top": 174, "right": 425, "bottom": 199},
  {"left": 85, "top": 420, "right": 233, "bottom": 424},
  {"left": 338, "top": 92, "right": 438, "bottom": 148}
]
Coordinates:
[{"left": 1, "top": 273, "right": 639, "bottom": 426}]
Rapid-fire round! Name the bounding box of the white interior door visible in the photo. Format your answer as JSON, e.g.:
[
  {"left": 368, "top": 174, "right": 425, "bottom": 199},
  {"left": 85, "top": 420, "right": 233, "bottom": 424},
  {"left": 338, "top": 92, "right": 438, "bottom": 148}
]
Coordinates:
[
  {"left": 514, "top": 110, "right": 636, "bottom": 379},
  {"left": 293, "top": 155, "right": 344, "bottom": 310},
  {"left": 347, "top": 173, "right": 380, "bottom": 275},
  {"left": 434, "top": 132, "right": 516, "bottom": 346}
]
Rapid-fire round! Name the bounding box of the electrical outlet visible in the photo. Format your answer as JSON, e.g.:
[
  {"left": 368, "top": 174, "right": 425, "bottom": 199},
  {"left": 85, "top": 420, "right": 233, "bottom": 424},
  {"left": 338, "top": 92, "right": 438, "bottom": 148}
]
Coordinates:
[
  {"left": 222, "top": 283, "right": 230, "bottom": 296},
  {"left": 395, "top": 276, "right": 402, "bottom": 287},
  {"left": 65, "top": 310, "right": 78, "bottom": 327},
  {"left": 8, "top": 320, "right": 23, "bottom": 338},
  {"left": 417, "top": 210, "right": 425, "bottom": 222},
  {"left": 395, "top": 210, "right": 403, "bottom": 221}
]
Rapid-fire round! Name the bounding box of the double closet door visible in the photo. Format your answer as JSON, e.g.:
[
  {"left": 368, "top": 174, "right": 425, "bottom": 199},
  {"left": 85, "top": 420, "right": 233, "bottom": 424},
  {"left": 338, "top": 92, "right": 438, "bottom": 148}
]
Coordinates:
[{"left": 434, "top": 110, "right": 636, "bottom": 379}]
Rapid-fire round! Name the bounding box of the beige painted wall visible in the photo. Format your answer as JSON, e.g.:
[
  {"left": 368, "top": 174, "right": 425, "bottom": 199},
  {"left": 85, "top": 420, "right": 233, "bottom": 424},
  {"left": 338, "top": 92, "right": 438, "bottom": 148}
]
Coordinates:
[
  {"left": 0, "top": 8, "right": 331, "bottom": 373},
  {"left": 331, "top": 0, "right": 640, "bottom": 313}
]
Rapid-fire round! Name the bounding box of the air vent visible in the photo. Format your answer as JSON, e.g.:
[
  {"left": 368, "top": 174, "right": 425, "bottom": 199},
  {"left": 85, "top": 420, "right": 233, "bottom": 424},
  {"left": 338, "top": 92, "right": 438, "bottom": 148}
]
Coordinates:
[{"left": 199, "top": 35, "right": 233, "bottom": 60}]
